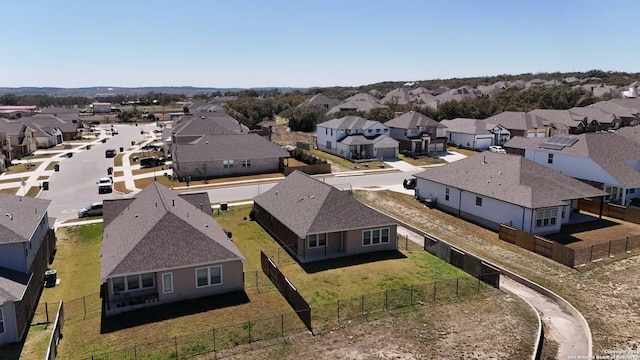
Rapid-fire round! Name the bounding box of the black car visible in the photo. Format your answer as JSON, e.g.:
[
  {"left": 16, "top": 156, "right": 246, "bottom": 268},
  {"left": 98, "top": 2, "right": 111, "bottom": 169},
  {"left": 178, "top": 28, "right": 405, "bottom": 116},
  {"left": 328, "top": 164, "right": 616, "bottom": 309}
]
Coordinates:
[
  {"left": 140, "top": 156, "right": 165, "bottom": 168},
  {"left": 105, "top": 149, "right": 117, "bottom": 158},
  {"left": 403, "top": 178, "right": 416, "bottom": 189}
]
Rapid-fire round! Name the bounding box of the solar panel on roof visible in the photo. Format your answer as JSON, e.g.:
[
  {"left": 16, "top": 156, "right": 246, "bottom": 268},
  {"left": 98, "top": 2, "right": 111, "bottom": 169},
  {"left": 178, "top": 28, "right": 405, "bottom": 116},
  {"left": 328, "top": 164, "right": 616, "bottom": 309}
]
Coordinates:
[
  {"left": 539, "top": 143, "right": 565, "bottom": 150},
  {"left": 539, "top": 135, "right": 578, "bottom": 150}
]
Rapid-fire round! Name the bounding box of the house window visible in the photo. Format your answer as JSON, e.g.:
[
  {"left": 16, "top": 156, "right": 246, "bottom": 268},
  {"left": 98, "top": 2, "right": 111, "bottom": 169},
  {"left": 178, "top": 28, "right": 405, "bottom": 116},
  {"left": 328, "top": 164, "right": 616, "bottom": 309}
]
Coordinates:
[
  {"left": 535, "top": 208, "right": 558, "bottom": 227},
  {"left": 376, "top": 128, "right": 381, "bottom": 133},
  {"left": 363, "top": 228, "right": 390, "bottom": 246},
  {"left": 325, "top": 128, "right": 328, "bottom": 135},
  {"left": 162, "top": 273, "right": 173, "bottom": 294},
  {"left": 475, "top": 197, "right": 482, "bottom": 206},
  {"left": 445, "top": 188, "right": 450, "bottom": 201},
  {"left": 223, "top": 160, "right": 234, "bottom": 168},
  {"left": 0, "top": 307, "right": 4, "bottom": 334},
  {"left": 326, "top": 141, "right": 332, "bottom": 150},
  {"left": 112, "top": 273, "right": 154, "bottom": 293},
  {"left": 368, "top": 129, "right": 373, "bottom": 133},
  {"left": 196, "top": 266, "right": 222, "bottom": 287},
  {"left": 242, "top": 159, "right": 251, "bottom": 167},
  {"left": 308, "top": 233, "right": 327, "bottom": 248},
  {"left": 547, "top": 153, "right": 553, "bottom": 164}
]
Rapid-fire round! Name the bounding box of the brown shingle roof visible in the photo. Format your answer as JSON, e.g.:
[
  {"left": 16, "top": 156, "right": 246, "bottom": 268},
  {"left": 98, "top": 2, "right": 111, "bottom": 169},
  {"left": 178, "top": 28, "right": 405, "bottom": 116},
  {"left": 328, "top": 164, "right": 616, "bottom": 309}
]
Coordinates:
[
  {"left": 384, "top": 111, "right": 444, "bottom": 129},
  {"left": 100, "top": 182, "right": 244, "bottom": 281},
  {"left": 253, "top": 171, "right": 396, "bottom": 238},
  {"left": 414, "top": 152, "right": 606, "bottom": 208}
]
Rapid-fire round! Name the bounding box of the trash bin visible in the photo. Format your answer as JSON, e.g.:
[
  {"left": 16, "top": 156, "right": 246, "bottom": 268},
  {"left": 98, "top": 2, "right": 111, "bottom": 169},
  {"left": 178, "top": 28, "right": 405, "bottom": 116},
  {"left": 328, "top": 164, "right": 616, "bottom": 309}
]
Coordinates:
[
  {"left": 44, "top": 269, "right": 57, "bottom": 288},
  {"left": 42, "top": 181, "right": 49, "bottom": 190},
  {"left": 86, "top": 145, "right": 91, "bottom": 150},
  {"left": 424, "top": 198, "right": 436, "bottom": 209},
  {"left": 101, "top": 138, "right": 107, "bottom": 143},
  {"left": 131, "top": 141, "right": 135, "bottom": 146},
  {"left": 107, "top": 167, "right": 113, "bottom": 175},
  {"left": 54, "top": 164, "right": 59, "bottom": 172},
  {"left": 66, "top": 152, "right": 73, "bottom": 158},
  {"left": 119, "top": 147, "right": 124, "bottom": 152},
  {"left": 220, "top": 203, "right": 228, "bottom": 211}
]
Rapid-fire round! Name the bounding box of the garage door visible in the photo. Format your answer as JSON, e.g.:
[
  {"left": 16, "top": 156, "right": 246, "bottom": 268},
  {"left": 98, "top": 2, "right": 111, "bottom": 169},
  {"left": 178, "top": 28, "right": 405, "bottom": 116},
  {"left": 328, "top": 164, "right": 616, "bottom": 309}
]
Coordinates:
[
  {"left": 377, "top": 147, "right": 397, "bottom": 160},
  {"left": 476, "top": 138, "right": 493, "bottom": 151}
]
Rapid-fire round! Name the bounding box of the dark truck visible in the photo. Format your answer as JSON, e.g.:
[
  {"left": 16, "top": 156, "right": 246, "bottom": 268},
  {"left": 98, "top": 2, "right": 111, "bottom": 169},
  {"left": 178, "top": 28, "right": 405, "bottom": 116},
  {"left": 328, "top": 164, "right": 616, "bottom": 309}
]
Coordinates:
[{"left": 140, "top": 156, "right": 165, "bottom": 168}]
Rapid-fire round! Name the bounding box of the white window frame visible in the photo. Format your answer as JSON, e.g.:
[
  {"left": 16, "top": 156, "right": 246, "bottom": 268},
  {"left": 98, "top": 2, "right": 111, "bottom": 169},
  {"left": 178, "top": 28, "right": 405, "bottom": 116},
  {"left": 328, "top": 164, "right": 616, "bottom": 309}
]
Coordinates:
[
  {"left": 535, "top": 208, "right": 558, "bottom": 228},
  {"left": 362, "top": 228, "right": 390, "bottom": 247},
  {"left": 111, "top": 273, "right": 155, "bottom": 294},
  {"left": 195, "top": 265, "right": 223, "bottom": 288},
  {"left": 223, "top": 159, "right": 234, "bottom": 168},
  {"left": 475, "top": 196, "right": 483, "bottom": 206},
  {"left": 445, "top": 187, "right": 450, "bottom": 201},
  {"left": 242, "top": 159, "right": 251, "bottom": 167},
  {"left": 162, "top": 272, "right": 173, "bottom": 294},
  {"left": 308, "top": 233, "right": 327, "bottom": 249},
  {"left": 547, "top": 153, "right": 553, "bottom": 164}
]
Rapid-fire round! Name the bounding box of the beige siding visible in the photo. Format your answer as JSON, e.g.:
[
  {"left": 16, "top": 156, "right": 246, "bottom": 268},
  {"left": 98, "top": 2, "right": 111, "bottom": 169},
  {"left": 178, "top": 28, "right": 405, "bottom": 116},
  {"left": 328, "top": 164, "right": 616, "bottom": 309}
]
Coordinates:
[
  {"left": 159, "top": 260, "right": 244, "bottom": 303},
  {"left": 344, "top": 225, "right": 397, "bottom": 255}
]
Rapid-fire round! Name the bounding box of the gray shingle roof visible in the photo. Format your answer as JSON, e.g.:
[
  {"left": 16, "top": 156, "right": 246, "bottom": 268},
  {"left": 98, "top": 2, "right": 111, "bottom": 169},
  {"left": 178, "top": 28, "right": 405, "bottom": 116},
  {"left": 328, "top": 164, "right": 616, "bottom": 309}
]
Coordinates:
[
  {"left": 172, "top": 113, "right": 248, "bottom": 136},
  {"left": 384, "top": 111, "right": 444, "bottom": 129},
  {"left": 253, "top": 171, "right": 397, "bottom": 238},
  {"left": 0, "top": 266, "right": 30, "bottom": 303},
  {"left": 174, "top": 133, "right": 290, "bottom": 162},
  {"left": 0, "top": 193, "right": 50, "bottom": 245},
  {"left": 318, "top": 116, "right": 379, "bottom": 130},
  {"left": 414, "top": 151, "right": 606, "bottom": 208},
  {"left": 100, "top": 182, "right": 244, "bottom": 281},
  {"left": 485, "top": 111, "right": 546, "bottom": 131},
  {"left": 504, "top": 132, "right": 640, "bottom": 188},
  {"left": 439, "top": 118, "right": 492, "bottom": 135}
]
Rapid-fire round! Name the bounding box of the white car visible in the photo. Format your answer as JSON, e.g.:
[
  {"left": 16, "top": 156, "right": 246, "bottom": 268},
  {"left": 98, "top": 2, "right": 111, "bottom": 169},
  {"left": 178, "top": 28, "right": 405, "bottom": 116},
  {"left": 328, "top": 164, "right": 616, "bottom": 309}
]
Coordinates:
[
  {"left": 97, "top": 177, "right": 113, "bottom": 194},
  {"left": 489, "top": 145, "right": 506, "bottom": 153}
]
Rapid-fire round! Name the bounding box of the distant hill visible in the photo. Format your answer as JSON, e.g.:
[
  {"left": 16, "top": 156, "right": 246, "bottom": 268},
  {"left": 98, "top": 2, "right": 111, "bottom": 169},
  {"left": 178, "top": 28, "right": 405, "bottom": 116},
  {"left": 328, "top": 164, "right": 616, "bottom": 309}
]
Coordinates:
[{"left": 0, "top": 86, "right": 307, "bottom": 97}]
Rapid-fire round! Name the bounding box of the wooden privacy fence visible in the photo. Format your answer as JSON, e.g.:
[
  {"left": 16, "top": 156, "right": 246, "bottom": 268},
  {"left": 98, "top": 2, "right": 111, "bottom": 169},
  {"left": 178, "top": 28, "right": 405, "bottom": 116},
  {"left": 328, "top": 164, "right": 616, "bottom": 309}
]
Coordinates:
[
  {"left": 260, "top": 251, "right": 312, "bottom": 332},
  {"left": 499, "top": 225, "right": 640, "bottom": 267},
  {"left": 45, "top": 301, "right": 64, "bottom": 360},
  {"left": 578, "top": 198, "right": 640, "bottom": 224}
]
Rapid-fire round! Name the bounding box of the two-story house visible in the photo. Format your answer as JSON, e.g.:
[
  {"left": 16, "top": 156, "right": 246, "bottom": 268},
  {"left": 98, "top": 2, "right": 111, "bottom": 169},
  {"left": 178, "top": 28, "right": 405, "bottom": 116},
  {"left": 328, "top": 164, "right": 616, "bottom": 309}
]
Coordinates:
[
  {"left": 384, "top": 111, "right": 447, "bottom": 154},
  {"left": 316, "top": 116, "right": 398, "bottom": 160}
]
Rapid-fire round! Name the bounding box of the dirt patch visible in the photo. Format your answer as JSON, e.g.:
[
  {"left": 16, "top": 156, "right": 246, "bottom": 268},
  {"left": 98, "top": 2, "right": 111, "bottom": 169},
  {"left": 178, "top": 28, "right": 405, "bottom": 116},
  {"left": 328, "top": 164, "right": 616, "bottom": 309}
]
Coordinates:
[
  {"left": 214, "top": 291, "right": 536, "bottom": 360},
  {"left": 261, "top": 119, "right": 313, "bottom": 147},
  {"left": 356, "top": 190, "right": 640, "bottom": 356},
  {"left": 544, "top": 216, "right": 640, "bottom": 249}
]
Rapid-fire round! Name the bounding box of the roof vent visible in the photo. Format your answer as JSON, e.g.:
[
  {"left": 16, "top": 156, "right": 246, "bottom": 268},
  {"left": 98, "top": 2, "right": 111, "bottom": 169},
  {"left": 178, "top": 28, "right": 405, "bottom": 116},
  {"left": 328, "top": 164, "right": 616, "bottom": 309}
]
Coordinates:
[
  {"left": 172, "top": 199, "right": 175, "bottom": 207},
  {"left": 135, "top": 214, "right": 140, "bottom": 218},
  {"left": 5, "top": 213, "right": 13, "bottom": 220}
]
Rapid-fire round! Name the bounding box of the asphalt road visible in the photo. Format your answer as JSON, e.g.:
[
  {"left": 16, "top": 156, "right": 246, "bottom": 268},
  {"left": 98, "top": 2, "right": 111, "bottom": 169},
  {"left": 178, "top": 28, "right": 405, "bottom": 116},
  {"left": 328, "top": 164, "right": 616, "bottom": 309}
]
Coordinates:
[{"left": 40, "top": 123, "right": 156, "bottom": 221}]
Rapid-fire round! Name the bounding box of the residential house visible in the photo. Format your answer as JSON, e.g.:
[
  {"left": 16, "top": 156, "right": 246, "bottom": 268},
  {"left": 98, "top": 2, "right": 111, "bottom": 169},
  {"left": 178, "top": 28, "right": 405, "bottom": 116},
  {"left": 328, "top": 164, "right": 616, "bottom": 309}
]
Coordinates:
[
  {"left": 100, "top": 182, "right": 245, "bottom": 316},
  {"left": 504, "top": 132, "right": 640, "bottom": 205},
  {"left": 429, "top": 86, "right": 478, "bottom": 109},
  {"left": 439, "top": 118, "right": 510, "bottom": 150},
  {"left": 316, "top": 116, "right": 398, "bottom": 160},
  {"left": 0, "top": 120, "right": 37, "bottom": 158},
  {"left": 326, "top": 93, "right": 388, "bottom": 115},
  {"left": 0, "top": 106, "right": 37, "bottom": 119},
  {"left": 484, "top": 111, "right": 548, "bottom": 138},
  {"left": 381, "top": 87, "right": 412, "bottom": 106},
  {"left": 91, "top": 102, "right": 111, "bottom": 114},
  {"left": 384, "top": 111, "right": 447, "bottom": 154},
  {"left": 527, "top": 109, "right": 593, "bottom": 135},
  {"left": 297, "top": 93, "right": 341, "bottom": 110},
  {"left": 0, "top": 194, "right": 56, "bottom": 345},
  {"left": 0, "top": 133, "right": 10, "bottom": 171},
  {"left": 525, "top": 79, "right": 546, "bottom": 88},
  {"left": 169, "top": 112, "right": 289, "bottom": 180},
  {"left": 21, "top": 114, "right": 78, "bottom": 147},
  {"left": 413, "top": 151, "right": 606, "bottom": 235},
  {"left": 590, "top": 101, "right": 640, "bottom": 128},
  {"left": 39, "top": 107, "right": 81, "bottom": 125},
  {"left": 253, "top": 170, "right": 398, "bottom": 263},
  {"left": 568, "top": 106, "right": 618, "bottom": 130}
]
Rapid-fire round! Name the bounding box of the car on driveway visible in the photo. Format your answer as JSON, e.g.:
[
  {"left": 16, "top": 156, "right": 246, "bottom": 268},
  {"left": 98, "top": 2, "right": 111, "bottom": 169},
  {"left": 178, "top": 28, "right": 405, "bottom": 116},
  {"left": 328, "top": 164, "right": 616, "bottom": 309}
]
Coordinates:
[
  {"left": 78, "top": 202, "right": 103, "bottom": 217},
  {"left": 489, "top": 145, "right": 506, "bottom": 153}
]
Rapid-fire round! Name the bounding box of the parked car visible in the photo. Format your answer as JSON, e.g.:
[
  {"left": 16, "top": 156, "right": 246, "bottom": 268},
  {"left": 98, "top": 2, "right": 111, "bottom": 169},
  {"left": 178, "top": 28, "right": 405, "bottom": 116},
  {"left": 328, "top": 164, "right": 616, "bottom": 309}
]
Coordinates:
[
  {"left": 111, "top": 128, "right": 119, "bottom": 135},
  {"left": 141, "top": 144, "right": 161, "bottom": 151},
  {"left": 78, "top": 202, "right": 103, "bottom": 218},
  {"left": 97, "top": 177, "right": 113, "bottom": 194},
  {"left": 105, "top": 148, "right": 117, "bottom": 158},
  {"left": 140, "top": 156, "right": 165, "bottom": 168},
  {"left": 488, "top": 145, "right": 506, "bottom": 153},
  {"left": 403, "top": 178, "right": 416, "bottom": 189}
]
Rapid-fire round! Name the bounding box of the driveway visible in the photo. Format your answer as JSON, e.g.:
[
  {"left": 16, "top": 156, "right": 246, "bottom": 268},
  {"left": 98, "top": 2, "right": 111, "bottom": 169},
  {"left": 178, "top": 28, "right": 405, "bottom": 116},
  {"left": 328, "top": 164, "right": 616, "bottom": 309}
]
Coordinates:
[
  {"left": 439, "top": 150, "right": 467, "bottom": 163},
  {"left": 383, "top": 159, "right": 421, "bottom": 171}
]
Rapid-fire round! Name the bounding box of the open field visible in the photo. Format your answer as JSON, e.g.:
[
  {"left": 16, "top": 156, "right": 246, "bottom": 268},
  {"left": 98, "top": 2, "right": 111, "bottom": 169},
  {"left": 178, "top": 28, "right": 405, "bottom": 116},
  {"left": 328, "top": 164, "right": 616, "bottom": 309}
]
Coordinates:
[{"left": 356, "top": 189, "right": 640, "bottom": 356}]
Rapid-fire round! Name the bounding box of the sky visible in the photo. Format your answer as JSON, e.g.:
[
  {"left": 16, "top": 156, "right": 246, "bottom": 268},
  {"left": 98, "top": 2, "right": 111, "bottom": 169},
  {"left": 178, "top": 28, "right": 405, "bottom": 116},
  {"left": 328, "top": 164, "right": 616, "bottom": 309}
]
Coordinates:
[{"left": 1, "top": 0, "right": 639, "bottom": 89}]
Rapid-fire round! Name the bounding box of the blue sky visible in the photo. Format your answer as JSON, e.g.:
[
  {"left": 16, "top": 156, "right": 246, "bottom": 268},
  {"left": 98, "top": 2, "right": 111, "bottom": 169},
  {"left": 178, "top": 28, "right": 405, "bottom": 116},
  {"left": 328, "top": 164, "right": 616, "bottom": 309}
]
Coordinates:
[{"left": 1, "top": 0, "right": 638, "bottom": 88}]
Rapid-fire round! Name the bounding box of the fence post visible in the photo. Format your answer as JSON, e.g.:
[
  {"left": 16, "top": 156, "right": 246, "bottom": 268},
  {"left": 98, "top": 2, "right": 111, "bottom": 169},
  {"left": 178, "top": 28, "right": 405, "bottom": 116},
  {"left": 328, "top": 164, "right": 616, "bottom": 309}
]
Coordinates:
[
  {"left": 256, "top": 271, "right": 259, "bottom": 292},
  {"left": 361, "top": 294, "right": 364, "bottom": 315},
  {"left": 174, "top": 336, "right": 178, "bottom": 359},
  {"left": 213, "top": 328, "right": 216, "bottom": 356},
  {"left": 477, "top": 278, "right": 480, "bottom": 293},
  {"left": 590, "top": 245, "right": 594, "bottom": 262},
  {"left": 406, "top": 234, "right": 409, "bottom": 251},
  {"left": 337, "top": 299, "right": 340, "bottom": 322},
  {"left": 45, "top": 302, "right": 49, "bottom": 323},
  {"left": 433, "top": 281, "right": 437, "bottom": 301},
  {"left": 83, "top": 296, "right": 87, "bottom": 319},
  {"left": 626, "top": 236, "right": 629, "bottom": 253},
  {"left": 281, "top": 314, "right": 285, "bottom": 339},
  {"left": 249, "top": 320, "right": 253, "bottom": 350},
  {"left": 608, "top": 241, "right": 612, "bottom": 257},
  {"left": 410, "top": 285, "right": 413, "bottom": 305},
  {"left": 456, "top": 278, "right": 459, "bottom": 297},
  {"left": 134, "top": 345, "right": 137, "bottom": 359}
]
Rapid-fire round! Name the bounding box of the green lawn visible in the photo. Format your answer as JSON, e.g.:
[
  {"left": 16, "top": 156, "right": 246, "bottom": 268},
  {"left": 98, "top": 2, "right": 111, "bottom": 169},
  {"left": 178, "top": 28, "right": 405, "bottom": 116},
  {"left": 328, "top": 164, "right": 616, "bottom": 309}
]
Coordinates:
[{"left": 307, "top": 148, "right": 389, "bottom": 172}]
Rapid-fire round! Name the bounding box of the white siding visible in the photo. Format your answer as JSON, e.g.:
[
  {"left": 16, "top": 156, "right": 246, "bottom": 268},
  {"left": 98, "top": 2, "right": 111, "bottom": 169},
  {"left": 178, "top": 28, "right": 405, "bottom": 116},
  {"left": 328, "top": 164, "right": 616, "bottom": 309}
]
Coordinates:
[
  {"left": 524, "top": 150, "right": 619, "bottom": 186},
  {"left": 0, "top": 302, "right": 18, "bottom": 345}
]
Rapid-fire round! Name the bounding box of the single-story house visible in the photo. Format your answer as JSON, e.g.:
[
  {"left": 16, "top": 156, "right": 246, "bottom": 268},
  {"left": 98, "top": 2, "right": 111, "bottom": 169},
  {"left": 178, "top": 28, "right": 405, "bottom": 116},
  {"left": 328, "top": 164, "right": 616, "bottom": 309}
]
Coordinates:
[
  {"left": 253, "top": 170, "right": 398, "bottom": 263},
  {"left": 100, "top": 182, "right": 245, "bottom": 316},
  {"left": 413, "top": 151, "right": 607, "bottom": 235},
  {"left": 439, "top": 118, "right": 510, "bottom": 150},
  {"left": 0, "top": 194, "right": 56, "bottom": 345},
  {"left": 484, "top": 111, "right": 548, "bottom": 138}
]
